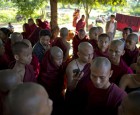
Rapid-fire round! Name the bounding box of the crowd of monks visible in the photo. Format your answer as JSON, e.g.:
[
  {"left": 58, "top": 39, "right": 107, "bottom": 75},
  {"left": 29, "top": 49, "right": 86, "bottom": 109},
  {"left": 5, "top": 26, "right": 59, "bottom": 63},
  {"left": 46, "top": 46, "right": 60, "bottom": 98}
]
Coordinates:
[{"left": 0, "top": 16, "right": 140, "bottom": 115}]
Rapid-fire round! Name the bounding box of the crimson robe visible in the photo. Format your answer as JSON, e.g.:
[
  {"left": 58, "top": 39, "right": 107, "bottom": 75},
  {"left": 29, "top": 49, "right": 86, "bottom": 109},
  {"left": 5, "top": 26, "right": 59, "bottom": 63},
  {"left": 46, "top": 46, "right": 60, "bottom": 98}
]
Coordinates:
[
  {"left": 71, "top": 77, "right": 127, "bottom": 115},
  {"left": 72, "top": 35, "right": 88, "bottom": 59},
  {"left": 21, "top": 23, "right": 32, "bottom": 39},
  {"left": 76, "top": 19, "right": 86, "bottom": 32},
  {"left": 94, "top": 48, "right": 109, "bottom": 58},
  {"left": 110, "top": 58, "right": 133, "bottom": 85},
  {"left": 29, "top": 23, "right": 37, "bottom": 34},
  {"left": 38, "top": 50, "right": 65, "bottom": 115},
  {"left": 122, "top": 47, "right": 139, "bottom": 66},
  {"left": 88, "top": 39, "right": 98, "bottom": 50}
]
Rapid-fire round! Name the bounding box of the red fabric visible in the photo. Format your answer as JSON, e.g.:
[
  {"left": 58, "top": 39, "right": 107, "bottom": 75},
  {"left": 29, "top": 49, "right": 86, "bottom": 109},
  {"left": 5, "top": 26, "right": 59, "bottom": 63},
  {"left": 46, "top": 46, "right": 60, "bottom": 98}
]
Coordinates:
[
  {"left": 116, "top": 13, "right": 140, "bottom": 32},
  {"left": 28, "top": 27, "right": 41, "bottom": 46},
  {"left": 22, "top": 23, "right": 32, "bottom": 39},
  {"left": 110, "top": 58, "right": 133, "bottom": 85},
  {"left": 36, "top": 19, "right": 50, "bottom": 30},
  {"left": 94, "top": 48, "right": 109, "bottom": 58},
  {"left": 76, "top": 19, "right": 86, "bottom": 31},
  {"left": 29, "top": 23, "right": 37, "bottom": 34},
  {"left": 23, "top": 64, "right": 36, "bottom": 82},
  {"left": 31, "top": 54, "right": 40, "bottom": 78},
  {"left": 123, "top": 47, "right": 139, "bottom": 66},
  {"left": 88, "top": 39, "right": 98, "bottom": 50},
  {"left": 72, "top": 35, "right": 88, "bottom": 59}
]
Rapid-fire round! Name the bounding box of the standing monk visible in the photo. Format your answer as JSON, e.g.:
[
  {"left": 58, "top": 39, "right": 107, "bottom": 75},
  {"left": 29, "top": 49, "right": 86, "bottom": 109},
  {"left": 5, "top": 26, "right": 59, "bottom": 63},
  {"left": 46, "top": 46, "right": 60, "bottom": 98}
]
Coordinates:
[
  {"left": 28, "top": 18, "right": 37, "bottom": 34},
  {"left": 76, "top": 15, "right": 86, "bottom": 32}
]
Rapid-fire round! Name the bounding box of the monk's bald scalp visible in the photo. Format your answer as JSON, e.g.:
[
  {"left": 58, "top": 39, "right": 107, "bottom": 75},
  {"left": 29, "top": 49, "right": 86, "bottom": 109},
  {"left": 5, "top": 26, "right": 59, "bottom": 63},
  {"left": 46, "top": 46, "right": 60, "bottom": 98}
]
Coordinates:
[
  {"left": 127, "top": 33, "right": 138, "bottom": 43},
  {"left": 89, "top": 27, "right": 98, "bottom": 35},
  {"left": 91, "top": 57, "right": 111, "bottom": 70},
  {"left": 22, "top": 39, "right": 32, "bottom": 47},
  {"left": 78, "top": 29, "right": 85, "bottom": 33},
  {"left": 78, "top": 42, "right": 93, "bottom": 52},
  {"left": 60, "top": 27, "right": 68, "bottom": 38},
  {"left": 50, "top": 46, "right": 63, "bottom": 58},
  {"left": 0, "top": 69, "right": 19, "bottom": 92},
  {"left": 110, "top": 39, "right": 125, "bottom": 50},
  {"left": 6, "top": 83, "right": 51, "bottom": 115},
  {"left": 11, "top": 32, "right": 23, "bottom": 45}
]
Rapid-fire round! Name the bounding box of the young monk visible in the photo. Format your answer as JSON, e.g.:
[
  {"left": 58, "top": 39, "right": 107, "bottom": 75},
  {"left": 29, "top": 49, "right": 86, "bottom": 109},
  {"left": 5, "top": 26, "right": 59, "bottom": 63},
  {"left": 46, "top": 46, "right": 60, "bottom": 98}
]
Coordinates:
[
  {"left": 21, "top": 23, "right": 32, "bottom": 39},
  {"left": 71, "top": 57, "right": 127, "bottom": 115},
  {"left": 118, "top": 91, "right": 140, "bottom": 115},
  {"left": 88, "top": 27, "right": 99, "bottom": 50},
  {"left": 5, "top": 83, "right": 52, "bottom": 115},
  {"left": 95, "top": 33, "right": 110, "bottom": 57},
  {"left": 12, "top": 42, "right": 36, "bottom": 82},
  {"left": 122, "top": 33, "right": 139, "bottom": 66},
  {"left": 51, "top": 25, "right": 60, "bottom": 43},
  {"left": 0, "top": 39, "right": 10, "bottom": 70},
  {"left": 33, "top": 29, "right": 51, "bottom": 63},
  {"left": 38, "top": 46, "right": 65, "bottom": 115},
  {"left": 97, "top": 26, "right": 103, "bottom": 35},
  {"left": 28, "top": 18, "right": 37, "bottom": 33},
  {"left": 0, "top": 69, "right": 21, "bottom": 114},
  {"left": 72, "top": 29, "right": 88, "bottom": 59},
  {"left": 119, "top": 56, "right": 140, "bottom": 93},
  {"left": 76, "top": 15, "right": 86, "bottom": 32},
  {"left": 52, "top": 27, "right": 70, "bottom": 61},
  {"left": 22, "top": 39, "right": 40, "bottom": 78},
  {"left": 108, "top": 40, "right": 133, "bottom": 85}
]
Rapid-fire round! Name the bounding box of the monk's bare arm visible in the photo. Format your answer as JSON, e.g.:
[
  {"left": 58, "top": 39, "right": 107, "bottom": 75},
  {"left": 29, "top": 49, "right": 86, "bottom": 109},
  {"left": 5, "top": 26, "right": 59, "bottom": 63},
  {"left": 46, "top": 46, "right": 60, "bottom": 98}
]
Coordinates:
[
  {"left": 119, "top": 74, "right": 130, "bottom": 90},
  {"left": 64, "top": 43, "right": 70, "bottom": 61}
]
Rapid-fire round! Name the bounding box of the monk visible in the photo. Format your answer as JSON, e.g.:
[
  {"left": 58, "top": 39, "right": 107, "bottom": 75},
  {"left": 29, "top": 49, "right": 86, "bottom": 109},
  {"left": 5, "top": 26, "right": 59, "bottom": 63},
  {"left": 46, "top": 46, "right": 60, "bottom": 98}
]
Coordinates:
[
  {"left": 97, "top": 26, "right": 103, "bottom": 35},
  {"left": 38, "top": 46, "right": 65, "bottom": 115},
  {"left": 12, "top": 42, "right": 36, "bottom": 82},
  {"left": 5, "top": 83, "right": 53, "bottom": 115},
  {"left": 28, "top": 18, "right": 37, "bottom": 33},
  {"left": 71, "top": 57, "right": 127, "bottom": 115},
  {"left": 95, "top": 33, "right": 110, "bottom": 57},
  {"left": 119, "top": 56, "right": 140, "bottom": 93},
  {"left": 108, "top": 40, "right": 133, "bottom": 85},
  {"left": 76, "top": 15, "right": 86, "bottom": 32},
  {"left": 33, "top": 29, "right": 51, "bottom": 63},
  {"left": 122, "top": 33, "right": 139, "bottom": 66},
  {"left": 0, "top": 39, "right": 10, "bottom": 70},
  {"left": 52, "top": 27, "right": 70, "bottom": 61},
  {"left": 88, "top": 27, "right": 99, "bottom": 50},
  {"left": 50, "top": 26, "right": 60, "bottom": 43},
  {"left": 0, "top": 69, "right": 21, "bottom": 114},
  {"left": 118, "top": 91, "right": 140, "bottom": 115},
  {"left": 72, "top": 29, "right": 88, "bottom": 59},
  {"left": 21, "top": 23, "right": 32, "bottom": 39},
  {"left": 22, "top": 39, "right": 40, "bottom": 78}
]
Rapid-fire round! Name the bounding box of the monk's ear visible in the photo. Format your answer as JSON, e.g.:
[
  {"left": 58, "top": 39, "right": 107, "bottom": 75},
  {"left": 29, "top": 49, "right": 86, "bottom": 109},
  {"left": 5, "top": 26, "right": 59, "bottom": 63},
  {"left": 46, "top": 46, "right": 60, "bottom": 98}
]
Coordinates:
[
  {"left": 121, "top": 50, "right": 125, "bottom": 56},
  {"left": 109, "top": 70, "right": 113, "bottom": 78},
  {"left": 14, "top": 54, "right": 19, "bottom": 61},
  {"left": 77, "top": 52, "right": 80, "bottom": 57}
]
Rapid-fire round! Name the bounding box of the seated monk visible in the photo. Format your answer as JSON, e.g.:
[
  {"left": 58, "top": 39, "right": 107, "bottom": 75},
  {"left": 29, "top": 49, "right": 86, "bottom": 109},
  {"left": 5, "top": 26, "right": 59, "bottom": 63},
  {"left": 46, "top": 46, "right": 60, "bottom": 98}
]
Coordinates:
[
  {"left": 5, "top": 83, "right": 53, "bottom": 115},
  {"left": 118, "top": 91, "right": 140, "bottom": 115},
  {"left": 0, "top": 69, "right": 21, "bottom": 114},
  {"left": 52, "top": 27, "right": 70, "bottom": 62},
  {"left": 28, "top": 18, "right": 37, "bottom": 34},
  {"left": 33, "top": 29, "right": 51, "bottom": 63},
  {"left": 119, "top": 56, "right": 140, "bottom": 93},
  {"left": 0, "top": 39, "right": 10, "bottom": 70},
  {"left": 122, "top": 33, "right": 139, "bottom": 67},
  {"left": 71, "top": 57, "right": 127, "bottom": 115},
  {"left": 21, "top": 23, "right": 32, "bottom": 39},
  {"left": 108, "top": 40, "right": 133, "bottom": 85},
  {"left": 95, "top": 33, "right": 110, "bottom": 57},
  {"left": 88, "top": 27, "right": 99, "bottom": 50},
  {"left": 22, "top": 39, "right": 40, "bottom": 78},
  {"left": 12, "top": 42, "right": 36, "bottom": 82},
  {"left": 97, "top": 26, "right": 103, "bottom": 36},
  {"left": 38, "top": 46, "right": 65, "bottom": 115},
  {"left": 72, "top": 29, "right": 88, "bottom": 59}
]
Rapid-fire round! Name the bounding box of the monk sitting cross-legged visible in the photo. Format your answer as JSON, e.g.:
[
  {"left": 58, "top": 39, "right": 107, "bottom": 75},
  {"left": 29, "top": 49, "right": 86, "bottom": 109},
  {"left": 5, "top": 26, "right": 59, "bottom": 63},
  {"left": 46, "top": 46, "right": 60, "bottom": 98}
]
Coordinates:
[
  {"left": 5, "top": 83, "right": 53, "bottom": 115},
  {"left": 38, "top": 46, "right": 65, "bottom": 115},
  {"left": 12, "top": 42, "right": 36, "bottom": 83},
  {"left": 71, "top": 57, "right": 127, "bottom": 115}
]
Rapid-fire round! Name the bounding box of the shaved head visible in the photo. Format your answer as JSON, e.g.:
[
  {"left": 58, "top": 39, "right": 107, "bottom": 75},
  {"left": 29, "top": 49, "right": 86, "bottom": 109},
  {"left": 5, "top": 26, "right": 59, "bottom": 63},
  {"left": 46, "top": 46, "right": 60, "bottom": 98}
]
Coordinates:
[
  {"left": 6, "top": 83, "right": 52, "bottom": 115},
  {"left": 0, "top": 69, "right": 20, "bottom": 92},
  {"left": 127, "top": 33, "right": 138, "bottom": 43},
  {"left": 78, "top": 42, "right": 93, "bottom": 53},
  {"left": 60, "top": 27, "right": 68, "bottom": 38},
  {"left": 89, "top": 27, "right": 98, "bottom": 40},
  {"left": 22, "top": 39, "right": 32, "bottom": 48},
  {"left": 10, "top": 32, "right": 23, "bottom": 45},
  {"left": 110, "top": 39, "right": 125, "bottom": 50}
]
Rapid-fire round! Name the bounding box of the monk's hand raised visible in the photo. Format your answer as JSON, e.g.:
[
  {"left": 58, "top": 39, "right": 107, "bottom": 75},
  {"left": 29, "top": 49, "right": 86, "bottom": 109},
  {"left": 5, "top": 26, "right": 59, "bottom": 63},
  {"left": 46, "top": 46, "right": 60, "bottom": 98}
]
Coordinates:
[{"left": 73, "top": 71, "right": 84, "bottom": 81}]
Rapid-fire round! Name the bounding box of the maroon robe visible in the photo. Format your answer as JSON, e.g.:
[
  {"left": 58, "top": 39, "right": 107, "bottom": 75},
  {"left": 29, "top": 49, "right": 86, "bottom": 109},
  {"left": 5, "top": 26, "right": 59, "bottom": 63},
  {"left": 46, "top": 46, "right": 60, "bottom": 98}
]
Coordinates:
[
  {"left": 31, "top": 54, "right": 40, "bottom": 78},
  {"left": 28, "top": 27, "right": 41, "bottom": 46},
  {"left": 122, "top": 47, "right": 139, "bottom": 66},
  {"left": 72, "top": 35, "right": 88, "bottom": 59},
  {"left": 0, "top": 53, "right": 10, "bottom": 70},
  {"left": 88, "top": 39, "right": 98, "bottom": 50},
  {"left": 21, "top": 23, "right": 32, "bottom": 39},
  {"left": 110, "top": 58, "right": 133, "bottom": 85},
  {"left": 29, "top": 23, "right": 37, "bottom": 34},
  {"left": 76, "top": 19, "right": 86, "bottom": 32},
  {"left": 94, "top": 48, "right": 108, "bottom": 58},
  {"left": 71, "top": 77, "right": 127, "bottom": 115}
]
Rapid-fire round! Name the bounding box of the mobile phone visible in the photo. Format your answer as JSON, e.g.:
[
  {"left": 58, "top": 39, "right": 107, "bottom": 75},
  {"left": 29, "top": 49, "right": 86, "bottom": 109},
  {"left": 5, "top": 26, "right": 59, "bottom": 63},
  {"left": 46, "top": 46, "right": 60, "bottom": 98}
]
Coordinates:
[{"left": 73, "top": 69, "right": 80, "bottom": 75}]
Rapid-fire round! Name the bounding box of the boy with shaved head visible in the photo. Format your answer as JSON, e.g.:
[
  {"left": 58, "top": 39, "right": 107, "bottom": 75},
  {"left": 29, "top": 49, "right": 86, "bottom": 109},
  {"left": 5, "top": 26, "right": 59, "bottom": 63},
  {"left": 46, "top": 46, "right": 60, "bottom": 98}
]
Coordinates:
[
  {"left": 38, "top": 46, "right": 65, "bottom": 115},
  {"left": 5, "top": 83, "right": 52, "bottom": 115},
  {"left": 71, "top": 57, "right": 127, "bottom": 115},
  {"left": 122, "top": 33, "right": 139, "bottom": 66},
  {"left": 118, "top": 91, "right": 140, "bottom": 115},
  {"left": 108, "top": 40, "right": 133, "bottom": 85},
  {"left": 0, "top": 69, "right": 21, "bottom": 114},
  {"left": 52, "top": 27, "right": 70, "bottom": 61}
]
